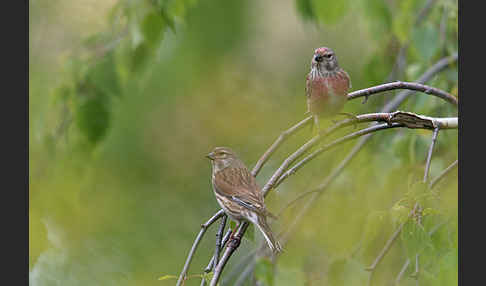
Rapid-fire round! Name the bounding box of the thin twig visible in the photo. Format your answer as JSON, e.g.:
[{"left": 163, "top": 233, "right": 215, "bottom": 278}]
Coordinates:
[
  {"left": 275, "top": 123, "right": 404, "bottom": 188},
  {"left": 429, "top": 159, "right": 458, "bottom": 189},
  {"left": 277, "top": 190, "right": 319, "bottom": 217},
  {"left": 213, "top": 215, "right": 227, "bottom": 267},
  {"left": 382, "top": 53, "right": 458, "bottom": 113},
  {"left": 415, "top": 0, "right": 438, "bottom": 26},
  {"left": 414, "top": 254, "right": 420, "bottom": 285},
  {"left": 278, "top": 138, "right": 369, "bottom": 246},
  {"left": 347, "top": 81, "right": 458, "bottom": 107},
  {"left": 176, "top": 210, "right": 225, "bottom": 286},
  {"left": 252, "top": 116, "right": 313, "bottom": 177},
  {"left": 365, "top": 203, "right": 420, "bottom": 272},
  {"left": 395, "top": 259, "right": 411, "bottom": 286},
  {"left": 204, "top": 229, "right": 232, "bottom": 273},
  {"left": 439, "top": 4, "right": 448, "bottom": 49},
  {"left": 423, "top": 127, "right": 440, "bottom": 183},
  {"left": 260, "top": 132, "right": 327, "bottom": 196}
]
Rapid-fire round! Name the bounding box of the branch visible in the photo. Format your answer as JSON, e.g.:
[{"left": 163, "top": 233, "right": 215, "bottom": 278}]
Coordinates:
[
  {"left": 395, "top": 259, "right": 411, "bottom": 286},
  {"left": 382, "top": 53, "right": 458, "bottom": 113},
  {"left": 276, "top": 112, "right": 456, "bottom": 187},
  {"left": 347, "top": 81, "right": 458, "bottom": 107},
  {"left": 275, "top": 123, "right": 403, "bottom": 187},
  {"left": 412, "top": 254, "right": 420, "bottom": 285},
  {"left": 210, "top": 223, "right": 249, "bottom": 286},
  {"left": 251, "top": 116, "right": 313, "bottom": 177},
  {"left": 415, "top": 0, "right": 438, "bottom": 26},
  {"left": 200, "top": 229, "right": 232, "bottom": 286},
  {"left": 213, "top": 215, "right": 227, "bottom": 267},
  {"left": 176, "top": 210, "right": 225, "bottom": 286},
  {"left": 423, "top": 127, "right": 440, "bottom": 183},
  {"left": 429, "top": 159, "right": 458, "bottom": 189}
]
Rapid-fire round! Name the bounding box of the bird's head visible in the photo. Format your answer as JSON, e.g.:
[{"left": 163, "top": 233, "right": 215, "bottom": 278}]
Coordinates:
[
  {"left": 311, "top": 47, "right": 339, "bottom": 72},
  {"left": 206, "top": 147, "right": 239, "bottom": 171}
]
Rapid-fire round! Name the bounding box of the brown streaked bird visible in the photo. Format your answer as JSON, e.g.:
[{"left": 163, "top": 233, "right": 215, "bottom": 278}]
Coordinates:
[
  {"left": 306, "top": 47, "right": 352, "bottom": 132},
  {"left": 206, "top": 147, "right": 282, "bottom": 253}
]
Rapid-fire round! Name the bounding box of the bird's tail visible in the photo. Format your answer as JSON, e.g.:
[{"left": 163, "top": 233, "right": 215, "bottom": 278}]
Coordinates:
[
  {"left": 310, "top": 115, "right": 320, "bottom": 137},
  {"left": 255, "top": 214, "right": 282, "bottom": 253}
]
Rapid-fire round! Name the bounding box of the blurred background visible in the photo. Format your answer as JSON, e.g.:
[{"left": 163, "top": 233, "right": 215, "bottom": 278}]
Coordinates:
[{"left": 29, "top": 0, "right": 458, "bottom": 285}]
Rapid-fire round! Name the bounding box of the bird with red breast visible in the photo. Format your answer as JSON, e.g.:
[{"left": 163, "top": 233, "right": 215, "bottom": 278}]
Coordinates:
[{"left": 306, "top": 47, "right": 352, "bottom": 133}]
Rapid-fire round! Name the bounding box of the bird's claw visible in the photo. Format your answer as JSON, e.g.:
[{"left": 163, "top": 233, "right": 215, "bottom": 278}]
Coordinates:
[{"left": 229, "top": 235, "right": 241, "bottom": 248}]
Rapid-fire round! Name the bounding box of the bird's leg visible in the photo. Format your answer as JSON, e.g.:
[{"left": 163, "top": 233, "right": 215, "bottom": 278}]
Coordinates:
[
  {"left": 228, "top": 222, "right": 241, "bottom": 248},
  {"left": 312, "top": 115, "right": 321, "bottom": 136},
  {"left": 228, "top": 221, "right": 239, "bottom": 242}
]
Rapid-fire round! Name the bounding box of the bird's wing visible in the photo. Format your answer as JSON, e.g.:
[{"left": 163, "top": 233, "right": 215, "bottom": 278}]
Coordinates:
[
  {"left": 305, "top": 73, "right": 312, "bottom": 98},
  {"left": 213, "top": 167, "right": 266, "bottom": 213},
  {"left": 342, "top": 69, "right": 352, "bottom": 89}
]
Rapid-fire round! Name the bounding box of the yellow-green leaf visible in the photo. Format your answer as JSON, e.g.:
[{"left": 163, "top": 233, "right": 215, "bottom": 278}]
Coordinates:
[{"left": 158, "top": 275, "right": 177, "bottom": 280}]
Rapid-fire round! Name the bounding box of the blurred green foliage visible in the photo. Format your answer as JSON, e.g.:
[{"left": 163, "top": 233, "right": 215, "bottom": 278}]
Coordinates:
[{"left": 30, "top": 0, "right": 457, "bottom": 285}]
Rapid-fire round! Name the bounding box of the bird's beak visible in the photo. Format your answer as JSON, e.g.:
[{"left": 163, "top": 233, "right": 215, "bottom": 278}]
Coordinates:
[{"left": 206, "top": 152, "right": 215, "bottom": 160}]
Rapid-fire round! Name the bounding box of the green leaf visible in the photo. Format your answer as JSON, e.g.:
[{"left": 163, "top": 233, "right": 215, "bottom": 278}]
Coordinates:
[
  {"left": 141, "top": 11, "right": 166, "bottom": 46},
  {"left": 401, "top": 220, "right": 433, "bottom": 260},
  {"left": 202, "top": 271, "right": 214, "bottom": 284},
  {"left": 254, "top": 257, "right": 274, "bottom": 286},
  {"left": 412, "top": 25, "right": 439, "bottom": 62},
  {"left": 390, "top": 200, "right": 411, "bottom": 226},
  {"left": 311, "top": 0, "right": 350, "bottom": 25},
  {"left": 295, "top": 0, "right": 315, "bottom": 20},
  {"left": 160, "top": 8, "right": 176, "bottom": 32},
  {"left": 86, "top": 52, "right": 121, "bottom": 97}
]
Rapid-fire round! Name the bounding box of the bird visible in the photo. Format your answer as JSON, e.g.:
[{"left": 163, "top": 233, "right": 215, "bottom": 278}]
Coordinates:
[
  {"left": 206, "top": 147, "right": 282, "bottom": 253},
  {"left": 306, "top": 46, "right": 352, "bottom": 133}
]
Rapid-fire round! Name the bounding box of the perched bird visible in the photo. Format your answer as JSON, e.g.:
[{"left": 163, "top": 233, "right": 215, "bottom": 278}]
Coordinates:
[
  {"left": 206, "top": 147, "right": 282, "bottom": 253},
  {"left": 306, "top": 47, "right": 352, "bottom": 132}
]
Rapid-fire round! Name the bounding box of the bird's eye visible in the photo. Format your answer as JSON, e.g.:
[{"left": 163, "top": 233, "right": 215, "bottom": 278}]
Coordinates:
[{"left": 324, "top": 54, "right": 333, "bottom": 59}]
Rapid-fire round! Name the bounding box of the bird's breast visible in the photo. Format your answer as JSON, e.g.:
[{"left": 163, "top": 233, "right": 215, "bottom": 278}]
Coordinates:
[{"left": 307, "top": 70, "right": 350, "bottom": 116}]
